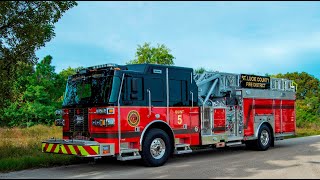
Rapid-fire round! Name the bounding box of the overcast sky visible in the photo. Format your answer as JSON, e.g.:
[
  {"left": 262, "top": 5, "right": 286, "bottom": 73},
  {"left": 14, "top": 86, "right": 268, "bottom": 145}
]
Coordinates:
[{"left": 36, "top": 1, "right": 320, "bottom": 79}]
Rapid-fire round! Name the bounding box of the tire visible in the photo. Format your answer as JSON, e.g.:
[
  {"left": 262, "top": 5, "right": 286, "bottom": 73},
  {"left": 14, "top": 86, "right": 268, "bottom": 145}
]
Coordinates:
[
  {"left": 245, "top": 140, "right": 256, "bottom": 150},
  {"left": 255, "top": 124, "right": 271, "bottom": 151},
  {"left": 141, "top": 128, "right": 172, "bottom": 167}
]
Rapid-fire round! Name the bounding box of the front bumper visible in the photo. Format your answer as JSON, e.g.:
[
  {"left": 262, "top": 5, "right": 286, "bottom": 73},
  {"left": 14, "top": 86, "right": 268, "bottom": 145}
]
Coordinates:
[{"left": 42, "top": 139, "right": 115, "bottom": 157}]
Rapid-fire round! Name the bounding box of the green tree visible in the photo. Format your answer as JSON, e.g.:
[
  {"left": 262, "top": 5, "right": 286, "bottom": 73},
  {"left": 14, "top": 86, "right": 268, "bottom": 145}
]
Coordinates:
[
  {"left": 194, "top": 67, "right": 206, "bottom": 74},
  {"left": 127, "top": 42, "right": 175, "bottom": 65},
  {"left": 272, "top": 72, "right": 320, "bottom": 100},
  {"left": 0, "top": 1, "right": 77, "bottom": 108},
  {"left": 1, "top": 55, "right": 65, "bottom": 127},
  {"left": 272, "top": 72, "right": 320, "bottom": 128}
]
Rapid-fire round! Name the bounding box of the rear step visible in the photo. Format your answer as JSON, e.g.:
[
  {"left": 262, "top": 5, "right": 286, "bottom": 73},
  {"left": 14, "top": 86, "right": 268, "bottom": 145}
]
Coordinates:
[
  {"left": 117, "top": 148, "right": 141, "bottom": 161},
  {"left": 174, "top": 143, "right": 192, "bottom": 155}
]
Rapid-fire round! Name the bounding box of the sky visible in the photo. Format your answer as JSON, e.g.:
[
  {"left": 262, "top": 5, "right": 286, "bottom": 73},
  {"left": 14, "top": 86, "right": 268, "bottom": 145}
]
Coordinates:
[{"left": 36, "top": 1, "right": 320, "bottom": 79}]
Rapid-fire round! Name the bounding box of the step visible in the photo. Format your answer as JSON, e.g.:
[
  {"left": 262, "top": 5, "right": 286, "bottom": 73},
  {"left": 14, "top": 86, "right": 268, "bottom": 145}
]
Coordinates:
[
  {"left": 120, "top": 148, "right": 140, "bottom": 154},
  {"left": 175, "top": 143, "right": 191, "bottom": 148},
  {"left": 174, "top": 149, "right": 193, "bottom": 155},
  {"left": 117, "top": 148, "right": 141, "bottom": 161},
  {"left": 117, "top": 154, "right": 141, "bottom": 161},
  {"left": 275, "top": 137, "right": 284, "bottom": 141},
  {"left": 174, "top": 143, "right": 192, "bottom": 155},
  {"left": 226, "top": 141, "right": 242, "bottom": 146}
]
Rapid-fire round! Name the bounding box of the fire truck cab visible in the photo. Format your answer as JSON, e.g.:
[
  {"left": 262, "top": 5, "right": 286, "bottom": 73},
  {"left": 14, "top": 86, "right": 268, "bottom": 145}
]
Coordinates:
[{"left": 42, "top": 63, "right": 296, "bottom": 167}]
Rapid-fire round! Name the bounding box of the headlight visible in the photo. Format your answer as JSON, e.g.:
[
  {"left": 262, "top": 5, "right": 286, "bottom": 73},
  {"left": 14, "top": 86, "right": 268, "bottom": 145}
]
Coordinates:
[
  {"left": 55, "top": 109, "right": 63, "bottom": 116},
  {"left": 96, "top": 108, "right": 114, "bottom": 114},
  {"left": 54, "top": 119, "right": 65, "bottom": 126},
  {"left": 92, "top": 118, "right": 115, "bottom": 127},
  {"left": 106, "top": 118, "right": 115, "bottom": 126}
]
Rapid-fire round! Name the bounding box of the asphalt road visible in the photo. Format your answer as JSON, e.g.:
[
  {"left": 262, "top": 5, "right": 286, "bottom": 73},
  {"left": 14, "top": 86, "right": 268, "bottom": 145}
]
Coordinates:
[{"left": 1, "top": 135, "right": 320, "bottom": 179}]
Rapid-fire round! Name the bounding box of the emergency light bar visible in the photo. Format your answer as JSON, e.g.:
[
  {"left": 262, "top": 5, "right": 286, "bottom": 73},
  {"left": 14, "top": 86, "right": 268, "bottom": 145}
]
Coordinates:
[{"left": 76, "top": 63, "right": 119, "bottom": 74}]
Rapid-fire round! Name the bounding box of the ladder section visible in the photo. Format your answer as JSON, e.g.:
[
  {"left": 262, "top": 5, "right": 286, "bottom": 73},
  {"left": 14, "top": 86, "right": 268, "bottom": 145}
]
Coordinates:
[{"left": 195, "top": 71, "right": 239, "bottom": 106}]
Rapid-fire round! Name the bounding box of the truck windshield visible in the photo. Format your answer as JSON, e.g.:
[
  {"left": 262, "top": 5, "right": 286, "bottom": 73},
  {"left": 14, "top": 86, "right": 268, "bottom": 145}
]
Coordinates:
[{"left": 62, "top": 74, "right": 121, "bottom": 107}]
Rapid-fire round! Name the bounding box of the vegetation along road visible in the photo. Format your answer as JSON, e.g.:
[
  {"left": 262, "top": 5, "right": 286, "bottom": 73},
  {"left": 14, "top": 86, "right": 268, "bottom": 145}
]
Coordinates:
[{"left": 1, "top": 135, "right": 320, "bottom": 179}]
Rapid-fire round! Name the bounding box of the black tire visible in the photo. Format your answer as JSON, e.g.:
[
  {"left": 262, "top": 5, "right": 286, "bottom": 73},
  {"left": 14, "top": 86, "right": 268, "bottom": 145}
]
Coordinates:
[
  {"left": 245, "top": 140, "right": 256, "bottom": 150},
  {"left": 141, "top": 128, "right": 172, "bottom": 167},
  {"left": 255, "top": 124, "right": 271, "bottom": 151}
]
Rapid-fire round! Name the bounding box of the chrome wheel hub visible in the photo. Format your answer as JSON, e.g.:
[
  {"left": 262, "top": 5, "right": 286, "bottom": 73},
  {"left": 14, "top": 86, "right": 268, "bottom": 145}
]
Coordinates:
[
  {"left": 260, "top": 130, "right": 269, "bottom": 146},
  {"left": 150, "top": 138, "right": 166, "bottom": 159}
]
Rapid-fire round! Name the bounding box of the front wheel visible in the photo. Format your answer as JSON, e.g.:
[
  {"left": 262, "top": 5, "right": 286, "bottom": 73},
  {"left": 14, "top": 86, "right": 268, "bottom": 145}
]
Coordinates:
[{"left": 141, "top": 128, "right": 172, "bottom": 167}]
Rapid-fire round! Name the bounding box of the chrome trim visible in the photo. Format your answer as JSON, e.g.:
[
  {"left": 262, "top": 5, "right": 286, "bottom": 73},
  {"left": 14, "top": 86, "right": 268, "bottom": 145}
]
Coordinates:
[
  {"left": 190, "top": 91, "right": 193, "bottom": 108},
  {"left": 280, "top": 99, "right": 282, "bottom": 133},
  {"left": 166, "top": 68, "right": 169, "bottom": 123},
  {"left": 147, "top": 89, "right": 151, "bottom": 117},
  {"left": 117, "top": 73, "right": 125, "bottom": 156},
  {"left": 139, "top": 120, "right": 174, "bottom": 150}
]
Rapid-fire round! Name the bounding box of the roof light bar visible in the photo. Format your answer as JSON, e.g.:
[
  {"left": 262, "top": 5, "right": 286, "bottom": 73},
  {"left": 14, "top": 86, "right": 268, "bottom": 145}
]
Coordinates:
[{"left": 76, "top": 63, "right": 119, "bottom": 73}]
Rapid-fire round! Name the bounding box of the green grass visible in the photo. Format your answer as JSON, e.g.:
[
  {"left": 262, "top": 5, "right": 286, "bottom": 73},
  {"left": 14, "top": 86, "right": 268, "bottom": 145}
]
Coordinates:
[
  {"left": 291, "top": 127, "right": 320, "bottom": 138},
  {"left": 0, "top": 125, "right": 82, "bottom": 173}
]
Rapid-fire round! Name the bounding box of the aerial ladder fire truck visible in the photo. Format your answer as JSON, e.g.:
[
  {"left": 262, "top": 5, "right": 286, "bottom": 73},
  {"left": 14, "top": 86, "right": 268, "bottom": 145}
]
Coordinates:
[{"left": 42, "top": 63, "right": 296, "bottom": 167}]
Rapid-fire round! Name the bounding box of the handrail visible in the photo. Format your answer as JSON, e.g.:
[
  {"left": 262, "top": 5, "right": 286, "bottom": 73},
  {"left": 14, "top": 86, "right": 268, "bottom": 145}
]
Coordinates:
[
  {"left": 117, "top": 73, "right": 125, "bottom": 155},
  {"left": 147, "top": 89, "right": 151, "bottom": 117}
]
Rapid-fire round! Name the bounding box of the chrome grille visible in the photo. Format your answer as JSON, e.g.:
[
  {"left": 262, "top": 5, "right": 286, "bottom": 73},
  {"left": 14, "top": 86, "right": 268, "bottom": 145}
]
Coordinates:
[{"left": 68, "top": 108, "right": 89, "bottom": 133}]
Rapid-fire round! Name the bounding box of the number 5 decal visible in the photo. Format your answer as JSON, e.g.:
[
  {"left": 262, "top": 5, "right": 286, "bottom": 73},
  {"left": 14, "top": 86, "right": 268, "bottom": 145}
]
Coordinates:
[{"left": 177, "top": 115, "right": 182, "bottom": 125}]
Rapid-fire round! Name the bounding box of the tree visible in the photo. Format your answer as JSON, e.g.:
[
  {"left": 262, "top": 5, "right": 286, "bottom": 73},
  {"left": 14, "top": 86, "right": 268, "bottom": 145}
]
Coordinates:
[
  {"left": 272, "top": 72, "right": 320, "bottom": 100},
  {"left": 194, "top": 67, "right": 206, "bottom": 74},
  {"left": 0, "top": 1, "right": 77, "bottom": 108},
  {"left": 127, "top": 42, "right": 175, "bottom": 65},
  {"left": 1, "top": 55, "right": 69, "bottom": 127}
]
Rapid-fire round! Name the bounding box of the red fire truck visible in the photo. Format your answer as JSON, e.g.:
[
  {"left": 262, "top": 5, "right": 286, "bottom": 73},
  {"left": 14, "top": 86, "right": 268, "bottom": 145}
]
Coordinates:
[{"left": 42, "top": 63, "right": 296, "bottom": 167}]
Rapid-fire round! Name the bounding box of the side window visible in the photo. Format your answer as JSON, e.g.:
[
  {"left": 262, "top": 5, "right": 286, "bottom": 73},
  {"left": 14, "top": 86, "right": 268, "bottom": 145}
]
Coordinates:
[
  {"left": 169, "top": 80, "right": 188, "bottom": 106},
  {"left": 170, "top": 80, "right": 181, "bottom": 103},
  {"left": 122, "top": 77, "right": 131, "bottom": 101},
  {"left": 131, "top": 77, "right": 143, "bottom": 101},
  {"left": 150, "top": 78, "right": 164, "bottom": 102}
]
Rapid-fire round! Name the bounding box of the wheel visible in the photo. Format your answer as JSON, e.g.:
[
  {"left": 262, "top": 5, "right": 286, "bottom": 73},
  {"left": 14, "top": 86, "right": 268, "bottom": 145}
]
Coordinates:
[
  {"left": 141, "top": 128, "right": 172, "bottom": 167},
  {"left": 255, "top": 124, "right": 271, "bottom": 151}
]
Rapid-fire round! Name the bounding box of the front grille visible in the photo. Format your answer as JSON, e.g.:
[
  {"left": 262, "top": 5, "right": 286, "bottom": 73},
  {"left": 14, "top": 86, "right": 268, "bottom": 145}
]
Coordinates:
[{"left": 68, "top": 108, "right": 89, "bottom": 134}]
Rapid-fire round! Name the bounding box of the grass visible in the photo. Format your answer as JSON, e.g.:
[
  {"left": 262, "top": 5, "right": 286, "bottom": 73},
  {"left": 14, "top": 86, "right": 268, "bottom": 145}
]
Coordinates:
[
  {"left": 292, "top": 127, "right": 320, "bottom": 138},
  {"left": 0, "top": 125, "right": 83, "bottom": 173}
]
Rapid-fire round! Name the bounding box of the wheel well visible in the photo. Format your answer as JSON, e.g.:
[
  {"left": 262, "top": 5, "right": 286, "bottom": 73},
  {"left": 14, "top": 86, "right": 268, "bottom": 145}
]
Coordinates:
[
  {"left": 261, "top": 122, "right": 274, "bottom": 147},
  {"left": 141, "top": 121, "right": 175, "bottom": 154}
]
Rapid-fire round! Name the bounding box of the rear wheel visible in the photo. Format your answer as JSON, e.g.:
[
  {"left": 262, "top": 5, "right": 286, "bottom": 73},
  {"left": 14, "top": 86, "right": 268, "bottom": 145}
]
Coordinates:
[
  {"left": 256, "top": 124, "right": 271, "bottom": 151},
  {"left": 141, "top": 128, "right": 172, "bottom": 167}
]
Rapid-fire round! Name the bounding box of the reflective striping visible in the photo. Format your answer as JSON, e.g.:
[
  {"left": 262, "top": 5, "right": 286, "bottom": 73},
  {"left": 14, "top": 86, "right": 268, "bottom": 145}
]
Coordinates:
[
  {"left": 42, "top": 143, "right": 101, "bottom": 156},
  {"left": 47, "top": 144, "right": 54, "bottom": 152},
  {"left": 68, "top": 145, "right": 77, "bottom": 155},
  {"left": 64, "top": 144, "right": 72, "bottom": 155},
  {"left": 91, "top": 146, "right": 99, "bottom": 154},
  {"left": 83, "top": 146, "right": 98, "bottom": 155},
  {"left": 41, "top": 143, "right": 45, "bottom": 152},
  {"left": 53, "top": 144, "right": 60, "bottom": 153},
  {"left": 44, "top": 143, "right": 49, "bottom": 152},
  {"left": 78, "top": 146, "right": 89, "bottom": 156},
  {"left": 73, "top": 145, "right": 81, "bottom": 155},
  {"left": 50, "top": 144, "right": 58, "bottom": 153},
  {"left": 60, "top": 145, "right": 67, "bottom": 154}
]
